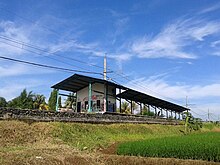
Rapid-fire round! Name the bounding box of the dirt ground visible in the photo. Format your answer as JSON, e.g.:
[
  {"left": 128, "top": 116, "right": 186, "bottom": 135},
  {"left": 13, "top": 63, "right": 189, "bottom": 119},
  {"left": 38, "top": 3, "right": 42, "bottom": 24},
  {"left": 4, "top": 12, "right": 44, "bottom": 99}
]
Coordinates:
[{"left": 1, "top": 144, "right": 219, "bottom": 165}]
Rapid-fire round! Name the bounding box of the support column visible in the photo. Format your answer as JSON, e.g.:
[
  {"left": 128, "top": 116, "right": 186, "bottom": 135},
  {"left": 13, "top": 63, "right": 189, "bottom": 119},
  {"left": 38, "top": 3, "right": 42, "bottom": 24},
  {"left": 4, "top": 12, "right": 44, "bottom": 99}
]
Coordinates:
[
  {"left": 106, "top": 84, "right": 108, "bottom": 112},
  {"left": 119, "top": 89, "right": 122, "bottom": 113},
  {"left": 130, "top": 101, "right": 133, "bottom": 114},
  {"left": 148, "top": 105, "right": 150, "bottom": 116},
  {"left": 56, "top": 89, "right": 59, "bottom": 112},
  {"left": 178, "top": 112, "right": 181, "bottom": 120},
  {"left": 88, "top": 83, "right": 92, "bottom": 112},
  {"left": 171, "top": 111, "right": 173, "bottom": 119},
  {"left": 154, "top": 107, "right": 157, "bottom": 118},
  {"left": 166, "top": 110, "right": 168, "bottom": 119},
  {"left": 175, "top": 112, "right": 177, "bottom": 119},
  {"left": 140, "top": 103, "right": 142, "bottom": 115}
]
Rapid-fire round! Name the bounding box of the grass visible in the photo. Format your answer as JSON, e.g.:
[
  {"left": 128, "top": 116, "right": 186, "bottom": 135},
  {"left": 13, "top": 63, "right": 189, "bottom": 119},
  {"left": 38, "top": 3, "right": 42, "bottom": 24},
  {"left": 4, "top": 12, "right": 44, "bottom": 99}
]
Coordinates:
[
  {"left": 117, "top": 132, "right": 220, "bottom": 162},
  {"left": 0, "top": 120, "right": 220, "bottom": 164},
  {"left": 52, "top": 122, "right": 184, "bottom": 150}
]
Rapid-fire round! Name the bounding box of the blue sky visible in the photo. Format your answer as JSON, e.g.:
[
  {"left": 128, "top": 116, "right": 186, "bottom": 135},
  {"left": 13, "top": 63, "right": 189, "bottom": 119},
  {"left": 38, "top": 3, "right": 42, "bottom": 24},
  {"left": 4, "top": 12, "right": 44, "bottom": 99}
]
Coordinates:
[{"left": 0, "top": 0, "right": 220, "bottom": 120}]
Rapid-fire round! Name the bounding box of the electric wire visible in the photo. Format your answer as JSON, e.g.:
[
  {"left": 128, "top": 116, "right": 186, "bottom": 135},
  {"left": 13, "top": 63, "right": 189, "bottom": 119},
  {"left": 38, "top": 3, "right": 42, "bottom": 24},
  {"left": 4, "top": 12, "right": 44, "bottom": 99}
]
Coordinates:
[{"left": 0, "top": 55, "right": 103, "bottom": 75}]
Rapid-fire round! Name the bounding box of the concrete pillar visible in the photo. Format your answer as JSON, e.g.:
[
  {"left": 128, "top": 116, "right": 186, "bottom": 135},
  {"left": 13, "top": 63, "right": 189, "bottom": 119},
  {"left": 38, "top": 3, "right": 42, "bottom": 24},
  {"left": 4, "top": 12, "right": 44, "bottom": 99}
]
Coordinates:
[
  {"left": 119, "top": 89, "right": 122, "bottom": 113},
  {"left": 140, "top": 103, "right": 142, "bottom": 115},
  {"left": 56, "top": 89, "right": 59, "bottom": 112},
  {"left": 154, "top": 107, "right": 157, "bottom": 117},
  {"left": 88, "top": 83, "right": 92, "bottom": 112}
]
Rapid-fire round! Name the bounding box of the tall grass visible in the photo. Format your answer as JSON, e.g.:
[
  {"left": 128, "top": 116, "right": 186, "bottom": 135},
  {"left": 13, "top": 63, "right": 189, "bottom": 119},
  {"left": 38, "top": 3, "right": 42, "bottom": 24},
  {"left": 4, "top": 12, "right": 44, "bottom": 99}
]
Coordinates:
[{"left": 52, "top": 123, "right": 184, "bottom": 150}]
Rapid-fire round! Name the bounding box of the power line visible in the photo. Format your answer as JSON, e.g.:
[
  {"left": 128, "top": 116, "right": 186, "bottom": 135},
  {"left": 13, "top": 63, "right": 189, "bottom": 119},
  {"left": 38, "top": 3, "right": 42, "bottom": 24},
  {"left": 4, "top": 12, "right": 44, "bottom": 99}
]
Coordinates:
[
  {"left": 0, "top": 34, "right": 109, "bottom": 71},
  {"left": 109, "top": 71, "right": 185, "bottom": 104},
  {"left": 0, "top": 39, "right": 104, "bottom": 77},
  {"left": 0, "top": 55, "right": 103, "bottom": 75}
]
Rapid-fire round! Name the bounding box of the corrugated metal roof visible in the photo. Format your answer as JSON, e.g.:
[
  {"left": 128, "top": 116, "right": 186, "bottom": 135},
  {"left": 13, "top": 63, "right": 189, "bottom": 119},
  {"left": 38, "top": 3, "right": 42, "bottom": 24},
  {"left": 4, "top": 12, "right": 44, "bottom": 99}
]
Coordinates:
[
  {"left": 117, "top": 89, "right": 189, "bottom": 112},
  {"left": 51, "top": 74, "right": 127, "bottom": 92}
]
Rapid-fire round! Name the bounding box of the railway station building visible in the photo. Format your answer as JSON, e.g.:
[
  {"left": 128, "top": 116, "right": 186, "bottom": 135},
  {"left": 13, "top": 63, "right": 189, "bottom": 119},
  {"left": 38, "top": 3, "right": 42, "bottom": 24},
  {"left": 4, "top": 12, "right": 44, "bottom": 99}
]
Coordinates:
[{"left": 52, "top": 74, "right": 189, "bottom": 119}]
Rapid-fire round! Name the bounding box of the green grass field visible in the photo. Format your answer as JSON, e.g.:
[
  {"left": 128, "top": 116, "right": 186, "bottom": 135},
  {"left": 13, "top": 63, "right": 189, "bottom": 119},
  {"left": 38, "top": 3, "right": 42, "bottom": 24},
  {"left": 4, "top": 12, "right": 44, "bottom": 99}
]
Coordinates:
[{"left": 117, "top": 132, "right": 220, "bottom": 162}]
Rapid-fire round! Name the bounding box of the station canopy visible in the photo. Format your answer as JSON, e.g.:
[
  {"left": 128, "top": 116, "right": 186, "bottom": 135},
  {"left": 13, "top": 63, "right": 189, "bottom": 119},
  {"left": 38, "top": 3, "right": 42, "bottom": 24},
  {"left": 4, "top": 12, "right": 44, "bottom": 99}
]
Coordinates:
[
  {"left": 117, "top": 89, "right": 189, "bottom": 113},
  {"left": 51, "top": 74, "right": 127, "bottom": 92},
  {"left": 52, "top": 74, "right": 189, "bottom": 113}
]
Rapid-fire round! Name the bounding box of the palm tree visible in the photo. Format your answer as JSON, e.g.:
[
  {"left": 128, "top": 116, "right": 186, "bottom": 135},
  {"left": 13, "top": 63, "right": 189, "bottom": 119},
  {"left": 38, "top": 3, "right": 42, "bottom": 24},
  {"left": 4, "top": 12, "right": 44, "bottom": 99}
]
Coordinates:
[
  {"left": 64, "top": 93, "right": 76, "bottom": 109},
  {"left": 121, "top": 101, "right": 130, "bottom": 114},
  {"left": 33, "top": 94, "right": 46, "bottom": 110}
]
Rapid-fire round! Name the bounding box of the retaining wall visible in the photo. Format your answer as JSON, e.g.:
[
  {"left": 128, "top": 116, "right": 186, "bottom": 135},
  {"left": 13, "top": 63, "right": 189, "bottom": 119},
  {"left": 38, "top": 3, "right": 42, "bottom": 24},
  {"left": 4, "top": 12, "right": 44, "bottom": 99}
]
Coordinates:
[{"left": 0, "top": 107, "right": 180, "bottom": 125}]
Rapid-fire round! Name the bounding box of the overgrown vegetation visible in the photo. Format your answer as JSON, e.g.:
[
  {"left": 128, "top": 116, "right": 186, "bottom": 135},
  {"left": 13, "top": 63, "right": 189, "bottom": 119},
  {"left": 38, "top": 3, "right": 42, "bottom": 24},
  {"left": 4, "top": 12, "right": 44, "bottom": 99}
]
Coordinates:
[
  {"left": 0, "top": 121, "right": 219, "bottom": 165},
  {"left": 183, "top": 112, "right": 203, "bottom": 133},
  {"left": 52, "top": 122, "right": 184, "bottom": 150},
  {"left": 117, "top": 132, "right": 220, "bottom": 162}
]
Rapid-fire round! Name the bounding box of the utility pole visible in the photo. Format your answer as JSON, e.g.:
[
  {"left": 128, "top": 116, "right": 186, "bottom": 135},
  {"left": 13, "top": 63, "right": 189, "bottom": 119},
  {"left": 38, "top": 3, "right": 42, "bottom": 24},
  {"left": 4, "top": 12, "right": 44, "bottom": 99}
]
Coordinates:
[
  {"left": 185, "top": 96, "right": 189, "bottom": 113},
  {"left": 103, "top": 53, "right": 107, "bottom": 112},
  {"left": 185, "top": 96, "right": 188, "bottom": 108},
  {"left": 208, "top": 109, "right": 210, "bottom": 122},
  {"left": 103, "top": 53, "right": 107, "bottom": 80}
]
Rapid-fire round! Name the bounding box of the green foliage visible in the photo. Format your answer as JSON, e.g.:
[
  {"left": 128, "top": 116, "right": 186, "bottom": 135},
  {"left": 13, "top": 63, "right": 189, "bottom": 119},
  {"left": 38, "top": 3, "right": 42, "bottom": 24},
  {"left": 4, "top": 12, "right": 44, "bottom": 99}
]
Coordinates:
[
  {"left": 121, "top": 102, "right": 130, "bottom": 114},
  {"left": 0, "top": 97, "right": 7, "bottom": 107},
  {"left": 64, "top": 93, "right": 75, "bottom": 109},
  {"left": 183, "top": 112, "right": 203, "bottom": 133},
  {"left": 7, "top": 89, "right": 33, "bottom": 109},
  {"left": 58, "top": 96, "right": 62, "bottom": 108},
  {"left": 53, "top": 123, "right": 184, "bottom": 150},
  {"left": 48, "top": 89, "right": 58, "bottom": 111},
  {"left": 117, "top": 132, "right": 220, "bottom": 162},
  {"left": 33, "top": 94, "right": 46, "bottom": 109},
  {"left": 141, "top": 105, "right": 155, "bottom": 116}
]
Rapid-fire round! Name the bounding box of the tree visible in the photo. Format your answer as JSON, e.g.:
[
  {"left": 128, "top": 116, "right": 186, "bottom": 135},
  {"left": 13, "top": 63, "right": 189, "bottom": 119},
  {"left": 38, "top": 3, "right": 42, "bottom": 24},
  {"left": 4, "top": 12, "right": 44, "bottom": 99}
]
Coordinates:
[
  {"left": 183, "top": 112, "right": 202, "bottom": 134},
  {"left": 121, "top": 101, "right": 130, "bottom": 114},
  {"left": 58, "top": 96, "right": 62, "bottom": 108},
  {"left": 33, "top": 94, "right": 46, "bottom": 109},
  {"left": 64, "top": 93, "right": 76, "bottom": 109},
  {"left": 0, "top": 97, "right": 7, "bottom": 107},
  {"left": 7, "top": 89, "right": 33, "bottom": 109},
  {"left": 141, "top": 105, "right": 154, "bottom": 116},
  {"left": 48, "top": 89, "right": 58, "bottom": 111}
]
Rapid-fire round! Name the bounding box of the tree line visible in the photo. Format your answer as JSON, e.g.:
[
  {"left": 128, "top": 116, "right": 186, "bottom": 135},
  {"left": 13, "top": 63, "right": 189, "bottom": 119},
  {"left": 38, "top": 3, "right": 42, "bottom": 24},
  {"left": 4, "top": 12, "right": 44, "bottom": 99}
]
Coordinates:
[{"left": 0, "top": 89, "right": 74, "bottom": 111}]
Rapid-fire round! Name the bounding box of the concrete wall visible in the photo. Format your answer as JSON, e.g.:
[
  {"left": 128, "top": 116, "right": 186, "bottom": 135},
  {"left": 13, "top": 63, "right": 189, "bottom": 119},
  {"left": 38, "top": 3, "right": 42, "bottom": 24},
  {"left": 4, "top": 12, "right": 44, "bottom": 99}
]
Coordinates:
[{"left": 76, "top": 83, "right": 116, "bottom": 112}]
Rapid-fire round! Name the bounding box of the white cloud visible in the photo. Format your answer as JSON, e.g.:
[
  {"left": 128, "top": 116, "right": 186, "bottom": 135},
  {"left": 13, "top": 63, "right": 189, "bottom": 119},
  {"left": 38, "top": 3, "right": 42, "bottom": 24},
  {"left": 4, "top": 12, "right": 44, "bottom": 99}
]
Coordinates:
[
  {"left": 126, "top": 76, "right": 220, "bottom": 100},
  {"left": 0, "top": 79, "right": 47, "bottom": 101},
  {"left": 211, "top": 40, "right": 220, "bottom": 47},
  {"left": 0, "top": 62, "right": 55, "bottom": 78},
  {"left": 199, "top": 2, "right": 220, "bottom": 14},
  {"left": 0, "top": 21, "right": 30, "bottom": 56},
  {"left": 125, "top": 76, "right": 220, "bottom": 119},
  {"left": 131, "top": 18, "right": 220, "bottom": 59}
]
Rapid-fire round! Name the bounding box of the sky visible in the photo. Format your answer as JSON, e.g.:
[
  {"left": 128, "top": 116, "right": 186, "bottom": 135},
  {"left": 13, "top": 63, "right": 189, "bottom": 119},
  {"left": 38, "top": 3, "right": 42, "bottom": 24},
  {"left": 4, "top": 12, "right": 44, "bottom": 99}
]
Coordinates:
[{"left": 0, "top": 0, "right": 220, "bottom": 120}]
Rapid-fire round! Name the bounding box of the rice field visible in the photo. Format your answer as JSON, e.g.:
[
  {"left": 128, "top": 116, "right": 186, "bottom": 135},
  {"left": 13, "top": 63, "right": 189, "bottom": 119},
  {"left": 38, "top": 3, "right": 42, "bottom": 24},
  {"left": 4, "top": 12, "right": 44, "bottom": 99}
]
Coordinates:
[{"left": 117, "top": 132, "right": 220, "bottom": 162}]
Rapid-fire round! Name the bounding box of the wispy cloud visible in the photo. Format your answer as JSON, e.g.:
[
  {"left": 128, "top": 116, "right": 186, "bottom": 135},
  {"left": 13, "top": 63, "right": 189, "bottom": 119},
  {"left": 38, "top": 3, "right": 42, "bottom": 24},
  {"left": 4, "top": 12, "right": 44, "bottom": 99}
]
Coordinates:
[
  {"left": 126, "top": 76, "right": 220, "bottom": 101},
  {"left": 131, "top": 18, "right": 220, "bottom": 59},
  {"left": 199, "top": 2, "right": 220, "bottom": 14},
  {"left": 0, "top": 78, "right": 49, "bottom": 100},
  {"left": 0, "top": 62, "right": 55, "bottom": 78},
  {"left": 0, "top": 21, "right": 30, "bottom": 56}
]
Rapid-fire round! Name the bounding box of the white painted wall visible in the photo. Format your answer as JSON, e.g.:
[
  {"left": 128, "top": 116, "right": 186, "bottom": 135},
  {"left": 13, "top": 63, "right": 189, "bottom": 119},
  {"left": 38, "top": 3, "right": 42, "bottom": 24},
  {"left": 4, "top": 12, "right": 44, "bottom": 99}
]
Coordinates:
[{"left": 76, "top": 83, "right": 116, "bottom": 112}]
